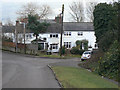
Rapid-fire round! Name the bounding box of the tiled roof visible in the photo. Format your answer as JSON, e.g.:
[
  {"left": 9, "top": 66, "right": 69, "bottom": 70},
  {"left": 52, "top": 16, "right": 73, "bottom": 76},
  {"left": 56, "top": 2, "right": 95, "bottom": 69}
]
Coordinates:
[
  {"left": 2, "top": 26, "right": 15, "bottom": 33},
  {"left": 2, "top": 22, "right": 94, "bottom": 33},
  {"left": 63, "top": 22, "right": 94, "bottom": 31}
]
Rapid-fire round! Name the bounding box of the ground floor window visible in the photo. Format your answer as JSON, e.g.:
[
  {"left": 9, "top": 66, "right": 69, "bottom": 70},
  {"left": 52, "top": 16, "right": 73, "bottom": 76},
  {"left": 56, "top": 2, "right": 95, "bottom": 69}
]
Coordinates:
[
  {"left": 50, "top": 44, "right": 58, "bottom": 50},
  {"left": 64, "top": 42, "right": 71, "bottom": 48}
]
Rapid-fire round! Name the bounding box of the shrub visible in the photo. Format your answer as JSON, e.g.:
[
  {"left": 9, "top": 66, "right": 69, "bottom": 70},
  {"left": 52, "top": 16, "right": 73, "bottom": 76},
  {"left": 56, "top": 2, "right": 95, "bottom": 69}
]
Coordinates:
[
  {"left": 75, "top": 40, "right": 88, "bottom": 50},
  {"left": 70, "top": 47, "right": 85, "bottom": 55},
  {"left": 70, "top": 47, "right": 79, "bottom": 54},
  {"left": 59, "top": 46, "right": 66, "bottom": 55},
  {"left": 97, "top": 40, "right": 120, "bottom": 81}
]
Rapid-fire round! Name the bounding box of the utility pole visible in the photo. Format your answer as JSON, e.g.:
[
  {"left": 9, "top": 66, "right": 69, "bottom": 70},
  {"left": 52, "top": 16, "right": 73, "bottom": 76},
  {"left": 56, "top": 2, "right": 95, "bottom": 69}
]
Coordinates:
[
  {"left": 23, "top": 23, "right": 26, "bottom": 54},
  {"left": 60, "top": 4, "right": 64, "bottom": 56},
  {"left": 15, "top": 21, "right": 19, "bottom": 52},
  {"left": 21, "top": 18, "right": 28, "bottom": 54}
]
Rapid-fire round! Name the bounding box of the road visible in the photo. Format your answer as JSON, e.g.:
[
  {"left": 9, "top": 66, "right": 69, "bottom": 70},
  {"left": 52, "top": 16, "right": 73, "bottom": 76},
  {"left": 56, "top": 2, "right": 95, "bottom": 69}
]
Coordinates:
[{"left": 2, "top": 51, "right": 80, "bottom": 88}]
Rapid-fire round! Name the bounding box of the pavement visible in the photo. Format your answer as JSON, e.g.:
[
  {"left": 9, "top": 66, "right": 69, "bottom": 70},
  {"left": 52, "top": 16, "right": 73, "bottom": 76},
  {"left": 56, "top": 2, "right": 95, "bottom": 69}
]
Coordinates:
[{"left": 2, "top": 51, "right": 80, "bottom": 88}]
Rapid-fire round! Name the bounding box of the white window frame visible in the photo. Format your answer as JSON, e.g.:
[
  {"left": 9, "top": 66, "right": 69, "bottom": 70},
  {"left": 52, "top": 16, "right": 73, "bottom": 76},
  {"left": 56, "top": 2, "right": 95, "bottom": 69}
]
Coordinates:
[
  {"left": 50, "top": 44, "right": 58, "bottom": 50},
  {"left": 50, "top": 34, "right": 58, "bottom": 38},
  {"left": 64, "top": 32, "right": 71, "bottom": 36},
  {"left": 64, "top": 42, "right": 71, "bottom": 49},
  {"left": 78, "top": 32, "right": 83, "bottom": 36}
]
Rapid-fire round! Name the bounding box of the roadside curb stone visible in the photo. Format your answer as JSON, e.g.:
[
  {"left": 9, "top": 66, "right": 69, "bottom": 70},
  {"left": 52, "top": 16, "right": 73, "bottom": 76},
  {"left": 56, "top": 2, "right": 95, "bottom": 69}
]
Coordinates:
[{"left": 47, "top": 64, "right": 63, "bottom": 88}]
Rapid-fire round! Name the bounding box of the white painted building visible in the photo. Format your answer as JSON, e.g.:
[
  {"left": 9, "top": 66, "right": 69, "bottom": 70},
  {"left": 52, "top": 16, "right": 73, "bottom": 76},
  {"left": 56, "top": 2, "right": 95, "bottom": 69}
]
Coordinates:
[{"left": 2, "top": 21, "right": 97, "bottom": 52}]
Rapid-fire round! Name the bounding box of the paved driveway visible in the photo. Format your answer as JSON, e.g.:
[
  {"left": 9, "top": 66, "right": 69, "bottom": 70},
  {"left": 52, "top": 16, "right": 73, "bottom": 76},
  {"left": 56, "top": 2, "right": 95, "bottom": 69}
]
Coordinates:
[{"left": 2, "top": 51, "right": 80, "bottom": 88}]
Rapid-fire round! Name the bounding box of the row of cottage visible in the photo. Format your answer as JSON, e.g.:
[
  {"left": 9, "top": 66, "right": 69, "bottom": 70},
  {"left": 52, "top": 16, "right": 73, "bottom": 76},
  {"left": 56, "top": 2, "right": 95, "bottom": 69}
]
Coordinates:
[{"left": 2, "top": 19, "right": 97, "bottom": 52}]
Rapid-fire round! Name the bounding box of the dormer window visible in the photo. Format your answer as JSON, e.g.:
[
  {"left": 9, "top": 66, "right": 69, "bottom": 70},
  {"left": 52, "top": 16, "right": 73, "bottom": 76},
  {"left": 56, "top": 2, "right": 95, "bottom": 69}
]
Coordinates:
[{"left": 78, "top": 32, "right": 83, "bottom": 36}]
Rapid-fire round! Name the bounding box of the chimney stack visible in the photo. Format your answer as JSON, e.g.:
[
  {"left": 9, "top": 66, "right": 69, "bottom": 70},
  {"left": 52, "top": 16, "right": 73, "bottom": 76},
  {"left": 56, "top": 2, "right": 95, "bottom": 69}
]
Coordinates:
[{"left": 16, "top": 20, "right": 19, "bottom": 26}]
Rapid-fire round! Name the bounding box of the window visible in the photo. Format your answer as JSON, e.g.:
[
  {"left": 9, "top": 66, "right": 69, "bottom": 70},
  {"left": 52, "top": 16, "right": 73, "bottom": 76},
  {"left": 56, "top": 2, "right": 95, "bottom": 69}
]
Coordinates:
[
  {"left": 69, "top": 32, "right": 71, "bottom": 36},
  {"left": 64, "top": 42, "right": 71, "bottom": 48},
  {"left": 56, "top": 34, "right": 58, "bottom": 38},
  {"left": 64, "top": 32, "right": 71, "bottom": 36},
  {"left": 43, "top": 38, "right": 46, "bottom": 41},
  {"left": 29, "top": 34, "right": 32, "bottom": 38},
  {"left": 50, "top": 44, "right": 58, "bottom": 49},
  {"left": 50, "top": 34, "right": 52, "bottom": 38},
  {"left": 78, "top": 32, "right": 83, "bottom": 36},
  {"left": 53, "top": 35, "right": 56, "bottom": 37},
  {"left": 50, "top": 34, "right": 58, "bottom": 38}
]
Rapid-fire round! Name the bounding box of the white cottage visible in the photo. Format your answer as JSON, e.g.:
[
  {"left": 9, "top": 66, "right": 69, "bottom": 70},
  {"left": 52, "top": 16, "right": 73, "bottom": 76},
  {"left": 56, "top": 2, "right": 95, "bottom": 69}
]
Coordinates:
[{"left": 2, "top": 21, "right": 97, "bottom": 52}]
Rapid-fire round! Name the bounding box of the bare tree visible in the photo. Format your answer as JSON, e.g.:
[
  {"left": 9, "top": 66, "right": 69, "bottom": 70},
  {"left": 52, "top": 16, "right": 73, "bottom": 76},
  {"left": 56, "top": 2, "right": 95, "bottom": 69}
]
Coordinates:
[
  {"left": 16, "top": 2, "right": 52, "bottom": 19},
  {"left": 69, "top": 2, "right": 84, "bottom": 22},
  {"left": 86, "top": 2, "right": 97, "bottom": 22},
  {"left": 4, "top": 18, "right": 14, "bottom": 26}
]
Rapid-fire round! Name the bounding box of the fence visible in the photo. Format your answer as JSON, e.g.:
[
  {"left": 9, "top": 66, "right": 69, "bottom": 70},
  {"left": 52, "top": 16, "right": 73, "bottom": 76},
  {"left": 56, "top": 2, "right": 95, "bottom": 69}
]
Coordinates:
[{"left": 2, "top": 41, "right": 40, "bottom": 55}]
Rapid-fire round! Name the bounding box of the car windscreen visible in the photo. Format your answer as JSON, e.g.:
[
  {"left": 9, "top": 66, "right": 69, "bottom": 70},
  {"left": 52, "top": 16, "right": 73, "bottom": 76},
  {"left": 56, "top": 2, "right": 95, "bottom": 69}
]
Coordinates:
[{"left": 84, "top": 52, "right": 91, "bottom": 54}]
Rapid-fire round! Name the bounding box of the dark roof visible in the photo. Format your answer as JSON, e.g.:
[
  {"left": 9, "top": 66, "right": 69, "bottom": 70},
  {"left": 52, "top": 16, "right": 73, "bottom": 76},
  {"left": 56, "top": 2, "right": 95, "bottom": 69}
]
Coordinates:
[
  {"left": 63, "top": 22, "right": 94, "bottom": 31},
  {"left": 2, "top": 26, "right": 15, "bottom": 33},
  {"left": 2, "top": 23, "right": 61, "bottom": 33},
  {"left": 46, "top": 23, "right": 61, "bottom": 33},
  {"left": 2, "top": 22, "right": 94, "bottom": 33},
  {"left": 39, "top": 19, "right": 56, "bottom": 23}
]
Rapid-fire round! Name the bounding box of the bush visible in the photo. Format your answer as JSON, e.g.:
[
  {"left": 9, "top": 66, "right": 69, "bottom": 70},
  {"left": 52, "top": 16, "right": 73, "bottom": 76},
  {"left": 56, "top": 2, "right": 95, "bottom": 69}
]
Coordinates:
[
  {"left": 59, "top": 46, "right": 66, "bottom": 55},
  {"left": 70, "top": 47, "right": 85, "bottom": 55},
  {"left": 97, "top": 40, "right": 120, "bottom": 81},
  {"left": 75, "top": 40, "right": 88, "bottom": 50}
]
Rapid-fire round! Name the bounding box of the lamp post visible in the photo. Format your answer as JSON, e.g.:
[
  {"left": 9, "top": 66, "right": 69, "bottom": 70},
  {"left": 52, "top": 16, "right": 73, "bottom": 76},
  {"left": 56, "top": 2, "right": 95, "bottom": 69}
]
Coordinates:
[{"left": 60, "top": 4, "right": 64, "bottom": 56}]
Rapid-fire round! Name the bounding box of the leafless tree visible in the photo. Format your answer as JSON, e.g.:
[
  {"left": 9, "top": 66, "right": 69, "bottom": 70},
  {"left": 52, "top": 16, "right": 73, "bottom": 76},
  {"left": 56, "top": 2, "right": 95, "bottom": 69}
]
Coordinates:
[
  {"left": 16, "top": 2, "right": 52, "bottom": 19},
  {"left": 69, "top": 2, "right": 84, "bottom": 22},
  {"left": 86, "top": 2, "right": 97, "bottom": 22},
  {"left": 4, "top": 18, "right": 14, "bottom": 26}
]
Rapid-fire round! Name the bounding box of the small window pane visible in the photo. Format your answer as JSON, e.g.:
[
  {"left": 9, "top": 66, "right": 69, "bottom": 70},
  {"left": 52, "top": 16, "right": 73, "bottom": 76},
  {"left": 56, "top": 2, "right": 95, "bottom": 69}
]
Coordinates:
[
  {"left": 50, "top": 34, "right": 52, "bottom": 38},
  {"left": 56, "top": 34, "right": 58, "bottom": 37}
]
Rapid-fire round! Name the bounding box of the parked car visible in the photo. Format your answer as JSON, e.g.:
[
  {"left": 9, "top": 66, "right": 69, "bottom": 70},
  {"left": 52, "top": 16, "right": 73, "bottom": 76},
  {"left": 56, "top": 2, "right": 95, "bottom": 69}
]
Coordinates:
[{"left": 81, "top": 51, "right": 92, "bottom": 61}]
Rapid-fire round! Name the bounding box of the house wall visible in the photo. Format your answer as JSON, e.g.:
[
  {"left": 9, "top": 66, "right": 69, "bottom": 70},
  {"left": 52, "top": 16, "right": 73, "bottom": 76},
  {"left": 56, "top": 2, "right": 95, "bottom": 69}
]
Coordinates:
[
  {"left": 39, "top": 33, "right": 60, "bottom": 52},
  {"left": 63, "top": 31, "right": 96, "bottom": 49},
  {"left": 3, "top": 31, "right": 96, "bottom": 52}
]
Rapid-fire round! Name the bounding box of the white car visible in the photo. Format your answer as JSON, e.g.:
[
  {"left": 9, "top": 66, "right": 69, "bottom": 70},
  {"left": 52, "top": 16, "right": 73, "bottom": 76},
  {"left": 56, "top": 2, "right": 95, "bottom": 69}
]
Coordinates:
[{"left": 81, "top": 51, "right": 92, "bottom": 61}]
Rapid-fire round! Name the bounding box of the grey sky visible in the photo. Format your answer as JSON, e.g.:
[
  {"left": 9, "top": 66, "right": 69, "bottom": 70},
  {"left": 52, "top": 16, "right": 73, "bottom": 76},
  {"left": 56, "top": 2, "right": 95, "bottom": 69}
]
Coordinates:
[{"left": 1, "top": 0, "right": 118, "bottom": 24}]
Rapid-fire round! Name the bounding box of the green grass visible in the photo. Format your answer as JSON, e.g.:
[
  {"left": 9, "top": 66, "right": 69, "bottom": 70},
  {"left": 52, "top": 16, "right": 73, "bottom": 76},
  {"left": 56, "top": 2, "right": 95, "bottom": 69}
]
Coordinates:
[
  {"left": 38, "top": 53, "right": 81, "bottom": 59},
  {"left": 52, "top": 66, "right": 119, "bottom": 88}
]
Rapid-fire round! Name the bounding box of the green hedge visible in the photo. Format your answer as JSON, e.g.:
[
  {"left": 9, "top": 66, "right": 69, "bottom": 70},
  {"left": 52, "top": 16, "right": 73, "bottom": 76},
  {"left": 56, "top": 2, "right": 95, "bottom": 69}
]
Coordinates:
[
  {"left": 96, "top": 40, "right": 120, "bottom": 82},
  {"left": 70, "top": 47, "right": 85, "bottom": 55}
]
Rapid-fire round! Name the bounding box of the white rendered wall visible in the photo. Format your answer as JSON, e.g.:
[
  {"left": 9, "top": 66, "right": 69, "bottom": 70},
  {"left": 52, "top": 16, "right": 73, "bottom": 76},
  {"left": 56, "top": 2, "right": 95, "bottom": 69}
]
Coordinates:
[
  {"left": 3, "top": 31, "right": 96, "bottom": 52},
  {"left": 63, "top": 31, "right": 96, "bottom": 49}
]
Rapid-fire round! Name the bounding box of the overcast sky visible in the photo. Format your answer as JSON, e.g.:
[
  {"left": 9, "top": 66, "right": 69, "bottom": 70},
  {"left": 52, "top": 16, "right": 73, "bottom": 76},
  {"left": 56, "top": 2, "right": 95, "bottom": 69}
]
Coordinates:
[{"left": 1, "top": 0, "right": 118, "bottom": 24}]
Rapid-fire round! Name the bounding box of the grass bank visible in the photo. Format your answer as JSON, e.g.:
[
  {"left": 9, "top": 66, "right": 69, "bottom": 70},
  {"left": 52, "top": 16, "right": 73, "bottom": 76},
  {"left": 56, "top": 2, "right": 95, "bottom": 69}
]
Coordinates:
[{"left": 52, "top": 66, "right": 119, "bottom": 88}]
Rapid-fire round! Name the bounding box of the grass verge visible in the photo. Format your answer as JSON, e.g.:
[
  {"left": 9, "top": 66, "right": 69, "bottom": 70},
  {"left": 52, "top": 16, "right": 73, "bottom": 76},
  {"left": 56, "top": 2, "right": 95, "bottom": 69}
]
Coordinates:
[
  {"left": 38, "top": 54, "right": 81, "bottom": 59},
  {"left": 52, "top": 66, "right": 119, "bottom": 88}
]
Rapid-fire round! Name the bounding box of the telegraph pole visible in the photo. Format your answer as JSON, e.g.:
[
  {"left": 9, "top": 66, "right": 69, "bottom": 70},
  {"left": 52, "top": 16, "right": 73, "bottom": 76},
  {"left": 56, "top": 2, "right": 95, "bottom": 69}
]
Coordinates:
[
  {"left": 21, "top": 18, "right": 28, "bottom": 54},
  {"left": 15, "top": 21, "right": 18, "bottom": 52},
  {"left": 60, "top": 4, "right": 64, "bottom": 56},
  {"left": 23, "top": 23, "right": 26, "bottom": 54}
]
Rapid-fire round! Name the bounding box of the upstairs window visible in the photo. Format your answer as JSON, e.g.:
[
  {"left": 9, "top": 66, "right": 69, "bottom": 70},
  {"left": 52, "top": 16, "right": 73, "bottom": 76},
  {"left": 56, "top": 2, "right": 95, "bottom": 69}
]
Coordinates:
[
  {"left": 78, "top": 32, "right": 83, "bottom": 36},
  {"left": 64, "top": 32, "right": 71, "bottom": 36},
  {"left": 50, "top": 34, "right": 52, "bottom": 38},
  {"left": 50, "top": 34, "right": 58, "bottom": 38}
]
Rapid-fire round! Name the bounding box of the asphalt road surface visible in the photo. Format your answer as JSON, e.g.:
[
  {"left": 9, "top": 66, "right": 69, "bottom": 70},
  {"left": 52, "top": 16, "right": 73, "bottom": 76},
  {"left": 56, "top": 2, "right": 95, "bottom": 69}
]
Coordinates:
[{"left": 2, "top": 51, "right": 80, "bottom": 88}]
